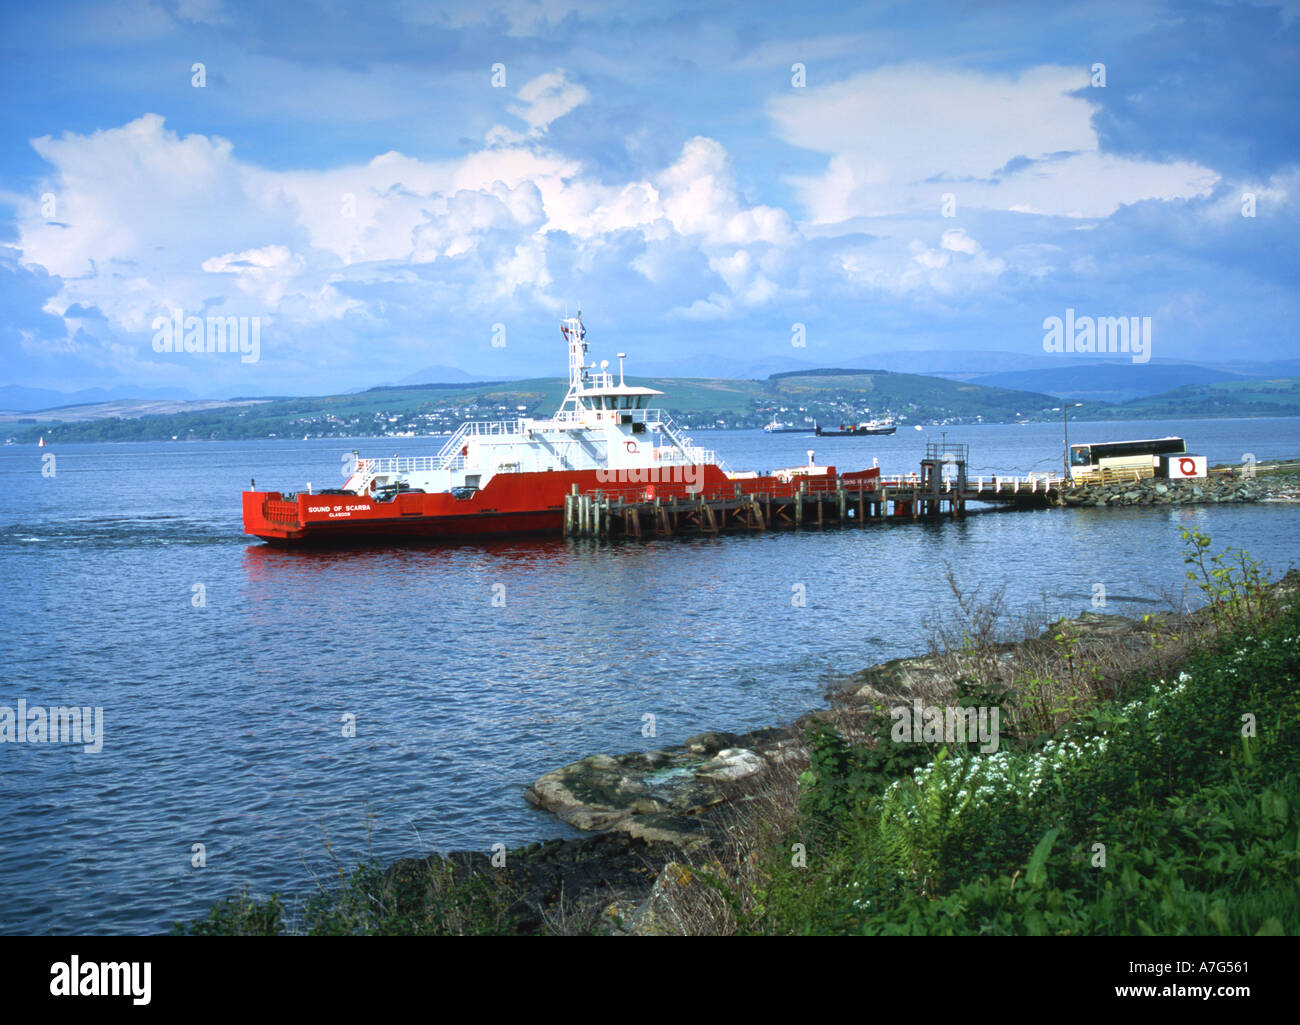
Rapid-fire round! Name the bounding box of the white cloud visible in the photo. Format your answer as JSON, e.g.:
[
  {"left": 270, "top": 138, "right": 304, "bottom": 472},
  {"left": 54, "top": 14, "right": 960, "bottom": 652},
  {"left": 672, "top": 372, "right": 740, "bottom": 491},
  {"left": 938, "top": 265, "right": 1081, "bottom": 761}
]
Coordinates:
[
  {"left": 507, "top": 70, "right": 591, "bottom": 135},
  {"left": 940, "top": 229, "right": 980, "bottom": 254},
  {"left": 770, "top": 63, "right": 1219, "bottom": 223},
  {"left": 13, "top": 106, "right": 811, "bottom": 377}
]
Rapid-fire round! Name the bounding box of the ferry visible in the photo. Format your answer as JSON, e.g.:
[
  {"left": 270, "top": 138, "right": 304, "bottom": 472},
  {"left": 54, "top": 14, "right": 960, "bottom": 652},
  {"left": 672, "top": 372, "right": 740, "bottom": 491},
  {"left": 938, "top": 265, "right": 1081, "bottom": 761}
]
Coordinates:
[
  {"left": 815, "top": 419, "right": 897, "bottom": 437},
  {"left": 241, "top": 314, "right": 881, "bottom": 544}
]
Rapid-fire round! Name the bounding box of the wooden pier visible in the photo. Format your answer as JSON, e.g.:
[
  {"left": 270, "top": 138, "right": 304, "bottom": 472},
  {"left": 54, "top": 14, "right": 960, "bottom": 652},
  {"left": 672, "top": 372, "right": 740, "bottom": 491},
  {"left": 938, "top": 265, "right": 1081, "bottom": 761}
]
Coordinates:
[{"left": 564, "top": 443, "right": 1073, "bottom": 539}]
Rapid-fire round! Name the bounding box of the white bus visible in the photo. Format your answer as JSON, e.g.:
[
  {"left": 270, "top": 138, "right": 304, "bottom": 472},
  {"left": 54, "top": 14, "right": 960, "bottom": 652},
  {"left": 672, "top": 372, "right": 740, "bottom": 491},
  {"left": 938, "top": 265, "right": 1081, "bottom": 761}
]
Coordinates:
[{"left": 1068, "top": 437, "right": 1186, "bottom": 482}]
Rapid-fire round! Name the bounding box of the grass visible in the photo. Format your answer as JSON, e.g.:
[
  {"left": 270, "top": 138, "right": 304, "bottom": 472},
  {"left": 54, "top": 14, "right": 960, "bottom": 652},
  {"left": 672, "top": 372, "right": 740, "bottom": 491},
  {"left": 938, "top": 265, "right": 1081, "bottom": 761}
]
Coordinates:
[{"left": 722, "top": 532, "right": 1300, "bottom": 935}]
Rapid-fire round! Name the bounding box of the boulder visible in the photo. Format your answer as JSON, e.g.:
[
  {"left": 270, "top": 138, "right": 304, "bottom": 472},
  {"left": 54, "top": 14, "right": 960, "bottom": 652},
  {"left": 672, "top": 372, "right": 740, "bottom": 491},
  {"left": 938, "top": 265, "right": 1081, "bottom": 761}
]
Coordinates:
[{"left": 699, "top": 748, "right": 766, "bottom": 782}]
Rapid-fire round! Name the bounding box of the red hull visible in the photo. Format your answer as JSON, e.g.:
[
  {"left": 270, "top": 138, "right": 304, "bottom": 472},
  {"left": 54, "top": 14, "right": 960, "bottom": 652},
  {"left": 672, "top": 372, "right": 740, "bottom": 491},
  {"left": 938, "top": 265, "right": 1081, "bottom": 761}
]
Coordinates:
[{"left": 243, "top": 464, "right": 881, "bottom": 545}]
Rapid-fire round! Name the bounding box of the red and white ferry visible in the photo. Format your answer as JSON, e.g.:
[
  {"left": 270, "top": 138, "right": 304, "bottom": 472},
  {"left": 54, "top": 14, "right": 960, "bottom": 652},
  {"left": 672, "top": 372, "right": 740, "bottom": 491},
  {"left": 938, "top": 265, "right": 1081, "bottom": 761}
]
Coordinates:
[{"left": 241, "top": 314, "right": 880, "bottom": 544}]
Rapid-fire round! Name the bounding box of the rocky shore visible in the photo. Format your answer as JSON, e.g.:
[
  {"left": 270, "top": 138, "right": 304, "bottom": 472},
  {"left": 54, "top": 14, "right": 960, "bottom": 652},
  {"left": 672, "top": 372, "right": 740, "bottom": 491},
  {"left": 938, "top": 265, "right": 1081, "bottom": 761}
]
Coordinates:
[
  {"left": 407, "top": 605, "right": 1219, "bottom": 932},
  {"left": 383, "top": 476, "right": 1300, "bottom": 934},
  {"left": 1051, "top": 470, "right": 1299, "bottom": 508}
]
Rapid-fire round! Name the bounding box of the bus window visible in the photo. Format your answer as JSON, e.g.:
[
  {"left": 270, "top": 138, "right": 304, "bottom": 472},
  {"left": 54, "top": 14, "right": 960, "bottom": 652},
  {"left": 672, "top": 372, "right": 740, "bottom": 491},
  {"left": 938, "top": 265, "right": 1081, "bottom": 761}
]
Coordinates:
[{"left": 1070, "top": 446, "right": 1091, "bottom": 466}]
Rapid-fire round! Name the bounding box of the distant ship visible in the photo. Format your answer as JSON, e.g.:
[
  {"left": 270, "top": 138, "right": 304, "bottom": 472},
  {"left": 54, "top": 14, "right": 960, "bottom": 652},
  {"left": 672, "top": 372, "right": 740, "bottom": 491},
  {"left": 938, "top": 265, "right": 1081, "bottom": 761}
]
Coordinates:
[
  {"left": 763, "top": 421, "right": 814, "bottom": 434},
  {"left": 241, "top": 313, "right": 880, "bottom": 544},
  {"left": 815, "top": 420, "right": 897, "bottom": 437}
]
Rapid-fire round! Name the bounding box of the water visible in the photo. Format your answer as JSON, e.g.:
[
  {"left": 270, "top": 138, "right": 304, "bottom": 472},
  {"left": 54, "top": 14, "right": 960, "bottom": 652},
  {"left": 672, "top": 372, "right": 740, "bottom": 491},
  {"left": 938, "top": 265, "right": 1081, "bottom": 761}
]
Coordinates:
[{"left": 2, "top": 418, "right": 1299, "bottom": 933}]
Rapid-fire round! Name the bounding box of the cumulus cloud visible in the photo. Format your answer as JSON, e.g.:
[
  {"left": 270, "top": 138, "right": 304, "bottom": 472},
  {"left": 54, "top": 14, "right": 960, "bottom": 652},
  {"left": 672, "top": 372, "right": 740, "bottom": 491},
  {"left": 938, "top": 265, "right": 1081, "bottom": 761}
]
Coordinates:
[
  {"left": 11, "top": 55, "right": 1266, "bottom": 392},
  {"left": 12, "top": 108, "right": 810, "bottom": 383},
  {"left": 770, "top": 63, "right": 1220, "bottom": 223}
]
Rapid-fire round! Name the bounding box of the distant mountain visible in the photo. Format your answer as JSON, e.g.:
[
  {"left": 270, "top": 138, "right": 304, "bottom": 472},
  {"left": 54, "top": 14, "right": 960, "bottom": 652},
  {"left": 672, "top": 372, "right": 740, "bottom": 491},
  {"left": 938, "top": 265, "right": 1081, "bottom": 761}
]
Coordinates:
[
  {"left": 1197, "top": 358, "right": 1300, "bottom": 378},
  {"left": 0, "top": 397, "right": 269, "bottom": 425},
  {"left": 964, "top": 364, "right": 1245, "bottom": 403},
  {"left": 844, "top": 349, "right": 1069, "bottom": 376},
  {"left": 395, "top": 365, "right": 483, "bottom": 385},
  {"left": 0, "top": 384, "right": 197, "bottom": 412},
  {"left": 634, "top": 355, "right": 820, "bottom": 379}
]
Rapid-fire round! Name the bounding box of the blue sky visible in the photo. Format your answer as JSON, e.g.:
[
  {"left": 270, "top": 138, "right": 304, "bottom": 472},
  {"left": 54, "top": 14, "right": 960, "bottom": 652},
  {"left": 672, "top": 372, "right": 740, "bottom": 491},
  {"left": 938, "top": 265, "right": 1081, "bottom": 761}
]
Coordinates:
[{"left": 1, "top": 0, "right": 1297, "bottom": 397}]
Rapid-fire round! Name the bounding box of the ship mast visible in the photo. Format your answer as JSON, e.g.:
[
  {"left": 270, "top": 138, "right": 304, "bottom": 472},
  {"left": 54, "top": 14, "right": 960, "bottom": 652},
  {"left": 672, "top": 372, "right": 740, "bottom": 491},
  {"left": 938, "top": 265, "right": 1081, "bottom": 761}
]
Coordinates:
[{"left": 557, "top": 310, "right": 592, "bottom": 417}]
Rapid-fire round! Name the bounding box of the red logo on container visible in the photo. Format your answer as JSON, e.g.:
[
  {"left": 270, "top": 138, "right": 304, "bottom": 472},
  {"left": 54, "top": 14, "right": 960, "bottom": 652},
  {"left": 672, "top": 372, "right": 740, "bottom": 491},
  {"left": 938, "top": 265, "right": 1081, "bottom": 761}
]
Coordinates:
[{"left": 1179, "top": 457, "right": 1197, "bottom": 476}]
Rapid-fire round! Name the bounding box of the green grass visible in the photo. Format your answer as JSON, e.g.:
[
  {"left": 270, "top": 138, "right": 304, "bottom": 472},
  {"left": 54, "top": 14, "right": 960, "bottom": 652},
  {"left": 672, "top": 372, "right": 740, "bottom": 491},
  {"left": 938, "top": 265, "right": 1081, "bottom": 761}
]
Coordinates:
[
  {"left": 173, "top": 857, "right": 518, "bottom": 936},
  {"left": 746, "top": 542, "right": 1300, "bottom": 935}
]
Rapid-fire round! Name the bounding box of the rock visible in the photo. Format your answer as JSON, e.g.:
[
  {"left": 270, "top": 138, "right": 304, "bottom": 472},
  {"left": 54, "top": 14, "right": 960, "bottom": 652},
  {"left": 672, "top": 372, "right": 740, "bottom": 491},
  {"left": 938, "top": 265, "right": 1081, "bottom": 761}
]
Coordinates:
[
  {"left": 699, "top": 748, "right": 766, "bottom": 782},
  {"left": 625, "top": 861, "right": 709, "bottom": 935},
  {"left": 526, "top": 731, "right": 790, "bottom": 849},
  {"left": 526, "top": 754, "right": 638, "bottom": 831},
  {"left": 1056, "top": 472, "right": 1300, "bottom": 509}
]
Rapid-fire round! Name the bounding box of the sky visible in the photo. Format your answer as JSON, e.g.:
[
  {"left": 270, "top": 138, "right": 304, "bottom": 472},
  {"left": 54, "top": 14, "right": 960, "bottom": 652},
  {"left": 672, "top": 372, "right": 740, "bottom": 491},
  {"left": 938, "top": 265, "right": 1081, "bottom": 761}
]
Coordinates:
[{"left": 0, "top": 0, "right": 1297, "bottom": 398}]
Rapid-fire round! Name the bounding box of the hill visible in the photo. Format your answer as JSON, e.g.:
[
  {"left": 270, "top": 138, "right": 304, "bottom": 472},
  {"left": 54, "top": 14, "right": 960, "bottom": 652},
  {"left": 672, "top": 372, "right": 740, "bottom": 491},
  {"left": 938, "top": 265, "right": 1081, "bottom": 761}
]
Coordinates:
[
  {"left": 964, "top": 363, "right": 1245, "bottom": 403},
  {"left": 6, "top": 369, "right": 1062, "bottom": 443},
  {"left": 11, "top": 371, "right": 1300, "bottom": 445},
  {"left": 1091, "top": 377, "right": 1300, "bottom": 420}
]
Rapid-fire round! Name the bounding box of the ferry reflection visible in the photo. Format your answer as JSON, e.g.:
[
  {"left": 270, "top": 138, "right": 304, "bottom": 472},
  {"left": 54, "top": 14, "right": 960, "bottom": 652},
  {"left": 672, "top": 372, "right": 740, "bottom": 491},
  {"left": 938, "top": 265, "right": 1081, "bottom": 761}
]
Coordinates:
[{"left": 241, "top": 534, "right": 576, "bottom": 580}]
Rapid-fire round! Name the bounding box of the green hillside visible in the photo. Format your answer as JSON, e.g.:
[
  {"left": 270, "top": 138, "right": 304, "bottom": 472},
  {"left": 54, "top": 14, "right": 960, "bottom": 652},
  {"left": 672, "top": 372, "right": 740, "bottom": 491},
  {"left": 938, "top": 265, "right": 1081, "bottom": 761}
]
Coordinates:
[
  {"left": 7, "top": 369, "right": 1062, "bottom": 443},
  {"left": 765, "top": 370, "right": 1052, "bottom": 422},
  {"left": 12, "top": 371, "right": 1300, "bottom": 444},
  {"left": 1091, "top": 377, "right": 1300, "bottom": 420}
]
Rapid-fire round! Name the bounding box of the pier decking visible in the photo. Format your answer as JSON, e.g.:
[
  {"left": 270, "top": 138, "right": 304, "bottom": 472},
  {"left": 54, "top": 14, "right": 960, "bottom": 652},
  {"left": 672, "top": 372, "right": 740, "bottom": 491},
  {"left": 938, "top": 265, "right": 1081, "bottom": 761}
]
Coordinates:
[
  {"left": 565, "top": 443, "right": 1073, "bottom": 538},
  {"left": 563, "top": 475, "right": 1068, "bottom": 538}
]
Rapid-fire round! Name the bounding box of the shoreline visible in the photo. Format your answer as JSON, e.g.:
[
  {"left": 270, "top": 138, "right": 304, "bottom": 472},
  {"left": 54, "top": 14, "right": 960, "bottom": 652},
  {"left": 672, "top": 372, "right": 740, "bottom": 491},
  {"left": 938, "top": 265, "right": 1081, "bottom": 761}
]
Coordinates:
[
  {"left": 181, "top": 473, "right": 1300, "bottom": 935},
  {"left": 430, "top": 476, "right": 1300, "bottom": 932}
]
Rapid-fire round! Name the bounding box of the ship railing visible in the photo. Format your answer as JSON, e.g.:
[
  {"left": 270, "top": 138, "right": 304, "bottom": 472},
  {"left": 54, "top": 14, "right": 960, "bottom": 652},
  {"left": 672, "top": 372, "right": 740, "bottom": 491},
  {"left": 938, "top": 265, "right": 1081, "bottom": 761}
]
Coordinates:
[
  {"left": 428, "top": 419, "right": 527, "bottom": 469},
  {"left": 655, "top": 411, "right": 732, "bottom": 475},
  {"left": 575, "top": 472, "right": 851, "bottom": 505},
  {"left": 432, "top": 422, "right": 473, "bottom": 466},
  {"left": 654, "top": 445, "right": 720, "bottom": 467},
  {"left": 358, "top": 455, "right": 446, "bottom": 475},
  {"left": 549, "top": 408, "right": 667, "bottom": 426}
]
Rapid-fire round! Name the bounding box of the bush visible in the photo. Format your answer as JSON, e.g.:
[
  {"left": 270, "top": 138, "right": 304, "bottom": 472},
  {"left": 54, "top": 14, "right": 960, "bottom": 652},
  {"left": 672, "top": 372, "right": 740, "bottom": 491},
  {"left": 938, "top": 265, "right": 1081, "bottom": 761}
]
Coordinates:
[{"left": 752, "top": 532, "right": 1300, "bottom": 935}]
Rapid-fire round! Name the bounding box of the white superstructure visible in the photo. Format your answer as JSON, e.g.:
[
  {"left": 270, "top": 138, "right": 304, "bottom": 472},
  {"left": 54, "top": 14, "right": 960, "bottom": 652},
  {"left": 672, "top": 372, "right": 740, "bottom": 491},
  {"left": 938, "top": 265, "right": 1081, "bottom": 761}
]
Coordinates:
[{"left": 342, "top": 313, "right": 727, "bottom": 496}]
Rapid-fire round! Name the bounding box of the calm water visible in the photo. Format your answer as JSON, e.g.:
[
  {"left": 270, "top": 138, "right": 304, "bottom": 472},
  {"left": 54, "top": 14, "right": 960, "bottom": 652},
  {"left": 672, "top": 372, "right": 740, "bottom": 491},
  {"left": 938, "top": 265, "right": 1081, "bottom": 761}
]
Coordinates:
[{"left": 2, "top": 418, "right": 1299, "bottom": 934}]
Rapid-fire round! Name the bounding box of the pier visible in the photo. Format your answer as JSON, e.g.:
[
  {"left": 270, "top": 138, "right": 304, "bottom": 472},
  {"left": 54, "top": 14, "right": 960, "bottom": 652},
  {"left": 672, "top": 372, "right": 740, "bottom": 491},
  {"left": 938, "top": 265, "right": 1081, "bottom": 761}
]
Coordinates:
[{"left": 564, "top": 442, "right": 1072, "bottom": 539}]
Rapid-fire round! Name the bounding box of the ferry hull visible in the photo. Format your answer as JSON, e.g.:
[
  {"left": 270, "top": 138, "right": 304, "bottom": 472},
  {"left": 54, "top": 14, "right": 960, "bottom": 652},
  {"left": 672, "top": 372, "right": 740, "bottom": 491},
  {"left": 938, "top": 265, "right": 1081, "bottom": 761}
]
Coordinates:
[
  {"left": 243, "top": 464, "right": 880, "bottom": 545},
  {"left": 244, "top": 465, "right": 731, "bottom": 544},
  {"left": 815, "top": 426, "right": 897, "bottom": 436}
]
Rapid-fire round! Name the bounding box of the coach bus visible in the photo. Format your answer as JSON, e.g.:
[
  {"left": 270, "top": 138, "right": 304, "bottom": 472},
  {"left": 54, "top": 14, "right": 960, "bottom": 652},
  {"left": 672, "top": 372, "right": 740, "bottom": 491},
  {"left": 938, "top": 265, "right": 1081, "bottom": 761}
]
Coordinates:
[{"left": 1068, "top": 437, "right": 1186, "bottom": 481}]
